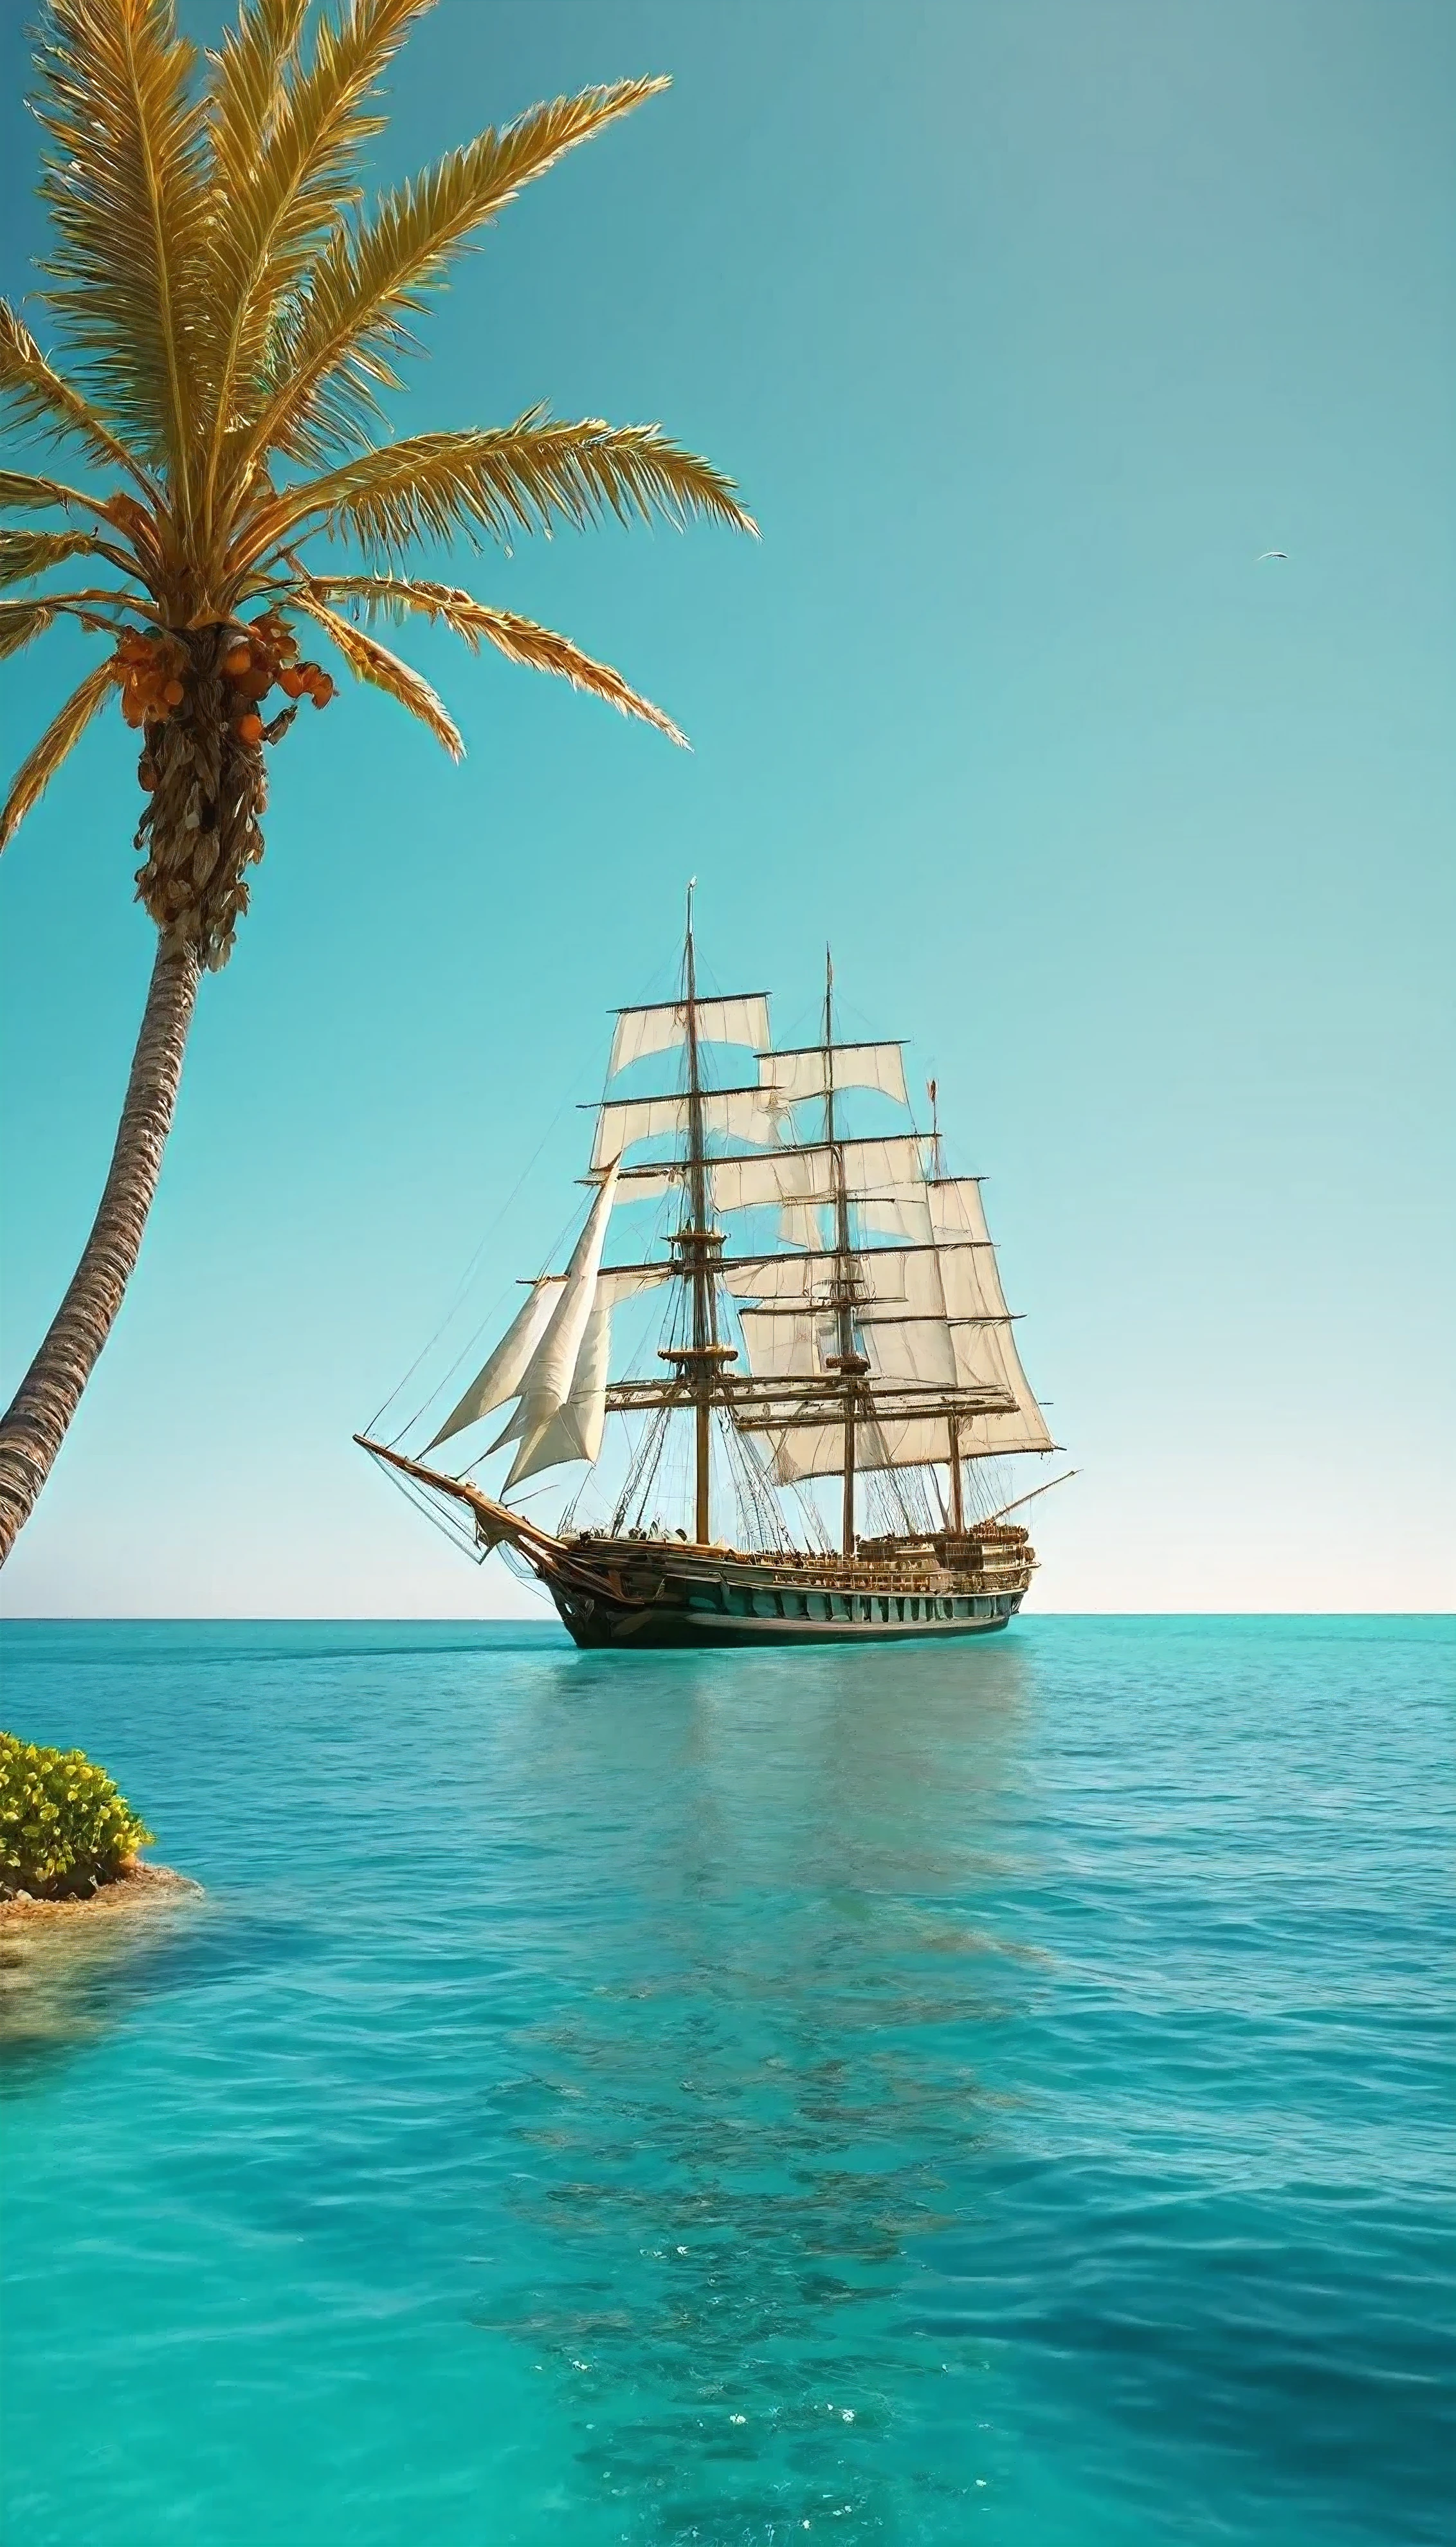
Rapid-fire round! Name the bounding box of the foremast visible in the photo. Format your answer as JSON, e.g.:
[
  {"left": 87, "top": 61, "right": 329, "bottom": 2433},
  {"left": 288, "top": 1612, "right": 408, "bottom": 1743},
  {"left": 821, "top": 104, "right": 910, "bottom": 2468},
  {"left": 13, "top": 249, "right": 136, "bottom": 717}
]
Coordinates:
[{"left": 664, "top": 882, "right": 736, "bottom": 1544}]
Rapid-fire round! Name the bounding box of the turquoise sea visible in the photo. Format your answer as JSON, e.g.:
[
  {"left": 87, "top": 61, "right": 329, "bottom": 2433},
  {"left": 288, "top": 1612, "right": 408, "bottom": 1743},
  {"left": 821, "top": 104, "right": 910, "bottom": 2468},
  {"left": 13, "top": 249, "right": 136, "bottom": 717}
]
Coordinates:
[{"left": 0, "top": 1615, "right": 1450, "bottom": 2546}]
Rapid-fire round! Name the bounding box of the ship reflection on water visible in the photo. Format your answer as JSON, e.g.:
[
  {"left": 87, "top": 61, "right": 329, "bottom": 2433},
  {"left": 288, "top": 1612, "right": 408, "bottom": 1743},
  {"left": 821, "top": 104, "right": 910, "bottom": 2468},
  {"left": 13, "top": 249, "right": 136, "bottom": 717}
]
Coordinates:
[{"left": 472, "top": 1636, "right": 1041, "bottom": 2535}]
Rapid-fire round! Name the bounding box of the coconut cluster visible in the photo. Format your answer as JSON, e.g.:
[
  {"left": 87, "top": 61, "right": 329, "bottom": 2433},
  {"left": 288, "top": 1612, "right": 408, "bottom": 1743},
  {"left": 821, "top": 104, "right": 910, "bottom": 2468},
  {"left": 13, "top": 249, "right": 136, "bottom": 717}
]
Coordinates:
[
  {"left": 113, "top": 627, "right": 188, "bottom": 740},
  {"left": 113, "top": 614, "right": 336, "bottom": 784},
  {"left": 125, "top": 614, "right": 336, "bottom": 971},
  {"left": 219, "top": 611, "right": 336, "bottom": 747}
]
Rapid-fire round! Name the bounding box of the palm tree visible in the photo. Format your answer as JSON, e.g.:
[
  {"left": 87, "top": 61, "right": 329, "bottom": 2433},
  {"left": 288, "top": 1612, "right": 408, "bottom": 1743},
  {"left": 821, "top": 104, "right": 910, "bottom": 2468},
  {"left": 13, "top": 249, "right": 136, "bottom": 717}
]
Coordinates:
[{"left": 0, "top": 0, "right": 754, "bottom": 1564}]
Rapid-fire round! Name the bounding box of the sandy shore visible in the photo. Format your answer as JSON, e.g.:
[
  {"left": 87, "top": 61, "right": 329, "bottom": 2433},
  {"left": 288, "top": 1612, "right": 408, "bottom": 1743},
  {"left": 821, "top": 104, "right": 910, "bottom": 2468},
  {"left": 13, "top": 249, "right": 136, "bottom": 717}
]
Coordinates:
[{"left": 0, "top": 1862, "right": 202, "bottom": 1925}]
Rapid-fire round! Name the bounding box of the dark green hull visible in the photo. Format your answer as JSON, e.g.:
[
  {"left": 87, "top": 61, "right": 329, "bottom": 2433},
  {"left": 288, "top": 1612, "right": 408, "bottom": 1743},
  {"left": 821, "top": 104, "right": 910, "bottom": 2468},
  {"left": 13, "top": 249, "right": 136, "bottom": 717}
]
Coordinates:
[
  {"left": 553, "top": 1594, "right": 1019, "bottom": 1648},
  {"left": 544, "top": 1542, "right": 1026, "bottom": 1649}
]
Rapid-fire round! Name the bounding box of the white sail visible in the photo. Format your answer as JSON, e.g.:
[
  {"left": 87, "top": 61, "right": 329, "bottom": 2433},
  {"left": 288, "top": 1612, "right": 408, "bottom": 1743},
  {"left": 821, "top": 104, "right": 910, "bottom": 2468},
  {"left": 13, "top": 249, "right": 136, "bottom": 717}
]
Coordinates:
[
  {"left": 860, "top": 1248, "right": 949, "bottom": 1317},
  {"left": 739, "top": 1312, "right": 958, "bottom": 1392},
  {"left": 859, "top": 1318, "right": 959, "bottom": 1387},
  {"left": 723, "top": 1242, "right": 972, "bottom": 1310},
  {"left": 592, "top": 1085, "right": 787, "bottom": 1171},
  {"left": 737, "top": 1310, "right": 839, "bottom": 1383},
  {"left": 707, "top": 1137, "right": 929, "bottom": 1248},
  {"left": 698, "top": 1151, "right": 803, "bottom": 1214},
  {"left": 930, "top": 1180, "right": 1037, "bottom": 1424},
  {"left": 927, "top": 1177, "right": 1007, "bottom": 1314},
  {"left": 767, "top": 1410, "right": 979, "bottom": 1485},
  {"left": 854, "top": 1246, "right": 956, "bottom": 1387},
  {"left": 608, "top": 994, "right": 770, "bottom": 1079},
  {"left": 608, "top": 1162, "right": 680, "bottom": 1204},
  {"left": 940, "top": 1245, "right": 1010, "bottom": 1323},
  {"left": 498, "top": 1264, "right": 669, "bottom": 1482},
  {"left": 722, "top": 1252, "right": 824, "bottom": 1304},
  {"left": 427, "top": 1276, "right": 565, "bottom": 1450},
  {"left": 956, "top": 1403, "right": 1055, "bottom": 1457},
  {"left": 615, "top": 1135, "right": 929, "bottom": 1209},
  {"left": 929, "top": 1176, "right": 990, "bottom": 1243},
  {"left": 495, "top": 1162, "right": 620, "bottom": 1483},
  {"left": 952, "top": 1324, "right": 1053, "bottom": 1454},
  {"left": 857, "top": 1186, "right": 936, "bottom": 1245},
  {"left": 760, "top": 1043, "right": 909, "bottom": 1108}
]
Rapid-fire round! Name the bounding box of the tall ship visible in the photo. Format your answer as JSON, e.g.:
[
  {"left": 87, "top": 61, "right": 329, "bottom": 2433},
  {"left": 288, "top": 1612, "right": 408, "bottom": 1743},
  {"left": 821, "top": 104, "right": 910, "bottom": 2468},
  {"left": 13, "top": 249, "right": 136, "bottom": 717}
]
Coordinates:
[{"left": 358, "top": 898, "right": 1068, "bottom": 1647}]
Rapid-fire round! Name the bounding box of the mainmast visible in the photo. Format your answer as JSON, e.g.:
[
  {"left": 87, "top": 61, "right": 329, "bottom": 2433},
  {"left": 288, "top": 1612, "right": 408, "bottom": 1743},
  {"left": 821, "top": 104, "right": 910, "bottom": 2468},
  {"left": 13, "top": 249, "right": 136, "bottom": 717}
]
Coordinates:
[
  {"left": 926, "top": 1073, "right": 963, "bottom": 1533},
  {"left": 669, "top": 881, "right": 733, "bottom": 1544},
  {"left": 823, "top": 947, "right": 869, "bottom": 1555}
]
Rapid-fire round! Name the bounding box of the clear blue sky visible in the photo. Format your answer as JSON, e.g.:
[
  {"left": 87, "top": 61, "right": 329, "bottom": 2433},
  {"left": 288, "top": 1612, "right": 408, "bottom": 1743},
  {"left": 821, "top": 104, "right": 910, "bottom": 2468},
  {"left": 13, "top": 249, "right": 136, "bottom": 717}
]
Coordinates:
[{"left": 1, "top": 0, "right": 1451, "bottom": 1616}]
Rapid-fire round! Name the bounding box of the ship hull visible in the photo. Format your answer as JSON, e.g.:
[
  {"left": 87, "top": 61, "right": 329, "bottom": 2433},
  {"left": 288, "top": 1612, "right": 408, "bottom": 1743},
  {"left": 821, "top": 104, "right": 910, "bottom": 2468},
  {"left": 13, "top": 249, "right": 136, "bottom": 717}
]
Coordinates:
[
  {"left": 536, "top": 1537, "right": 1030, "bottom": 1650},
  {"left": 352, "top": 1443, "right": 1034, "bottom": 1654},
  {"left": 549, "top": 1589, "right": 1021, "bottom": 1649}
]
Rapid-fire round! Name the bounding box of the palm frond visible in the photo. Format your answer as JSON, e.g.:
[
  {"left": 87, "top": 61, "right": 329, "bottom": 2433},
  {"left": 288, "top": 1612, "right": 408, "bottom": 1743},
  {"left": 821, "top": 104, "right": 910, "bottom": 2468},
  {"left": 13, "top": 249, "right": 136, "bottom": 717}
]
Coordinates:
[
  {"left": 244, "top": 79, "right": 667, "bottom": 471},
  {"left": 0, "top": 590, "right": 152, "bottom": 659},
  {"left": 0, "top": 660, "right": 116, "bottom": 850},
  {"left": 291, "top": 590, "right": 462, "bottom": 755},
  {"left": 0, "top": 300, "right": 156, "bottom": 491},
  {"left": 201, "top": 0, "right": 310, "bottom": 189},
  {"left": 245, "top": 417, "right": 756, "bottom": 565},
  {"left": 0, "top": 528, "right": 116, "bottom": 591},
  {"left": 202, "top": 0, "right": 437, "bottom": 516},
  {"left": 0, "top": 601, "right": 59, "bottom": 661},
  {"left": 0, "top": 468, "right": 112, "bottom": 518},
  {"left": 32, "top": 0, "right": 212, "bottom": 493},
  {"left": 303, "top": 575, "right": 687, "bottom": 744}
]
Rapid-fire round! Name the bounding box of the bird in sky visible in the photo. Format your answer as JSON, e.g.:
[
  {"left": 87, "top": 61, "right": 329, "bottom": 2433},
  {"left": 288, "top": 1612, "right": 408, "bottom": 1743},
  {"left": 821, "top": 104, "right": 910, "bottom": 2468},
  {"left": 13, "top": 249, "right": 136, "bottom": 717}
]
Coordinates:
[{"left": 1255, "top": 550, "right": 1289, "bottom": 561}]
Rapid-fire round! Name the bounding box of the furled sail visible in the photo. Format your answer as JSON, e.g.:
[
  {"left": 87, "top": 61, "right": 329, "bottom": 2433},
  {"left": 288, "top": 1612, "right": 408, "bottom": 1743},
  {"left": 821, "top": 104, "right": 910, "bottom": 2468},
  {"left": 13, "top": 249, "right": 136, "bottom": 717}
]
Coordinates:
[{"left": 608, "top": 994, "right": 770, "bottom": 1080}]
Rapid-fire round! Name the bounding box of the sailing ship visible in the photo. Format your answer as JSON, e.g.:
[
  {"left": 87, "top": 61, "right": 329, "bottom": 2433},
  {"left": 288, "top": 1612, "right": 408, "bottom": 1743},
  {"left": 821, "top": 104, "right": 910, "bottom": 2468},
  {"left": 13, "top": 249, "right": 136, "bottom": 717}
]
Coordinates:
[{"left": 358, "top": 897, "right": 1068, "bottom": 1647}]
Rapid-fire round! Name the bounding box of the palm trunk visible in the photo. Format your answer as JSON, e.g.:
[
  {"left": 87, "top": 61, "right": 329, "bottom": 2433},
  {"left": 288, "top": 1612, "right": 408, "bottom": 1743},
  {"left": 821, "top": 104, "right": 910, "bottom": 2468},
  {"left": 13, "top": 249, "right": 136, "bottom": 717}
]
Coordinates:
[{"left": 0, "top": 933, "right": 201, "bottom": 1562}]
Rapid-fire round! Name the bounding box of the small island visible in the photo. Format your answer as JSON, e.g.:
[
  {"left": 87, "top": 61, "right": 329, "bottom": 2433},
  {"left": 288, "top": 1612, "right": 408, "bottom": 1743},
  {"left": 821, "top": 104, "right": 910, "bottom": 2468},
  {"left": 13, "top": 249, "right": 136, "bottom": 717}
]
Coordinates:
[{"left": 0, "top": 1731, "right": 196, "bottom": 1924}]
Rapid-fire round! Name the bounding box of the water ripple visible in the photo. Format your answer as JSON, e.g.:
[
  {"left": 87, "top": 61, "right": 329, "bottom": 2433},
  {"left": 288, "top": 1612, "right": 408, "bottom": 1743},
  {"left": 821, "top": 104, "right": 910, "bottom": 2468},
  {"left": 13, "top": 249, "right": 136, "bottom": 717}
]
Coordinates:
[{"left": 0, "top": 1615, "right": 1450, "bottom": 2546}]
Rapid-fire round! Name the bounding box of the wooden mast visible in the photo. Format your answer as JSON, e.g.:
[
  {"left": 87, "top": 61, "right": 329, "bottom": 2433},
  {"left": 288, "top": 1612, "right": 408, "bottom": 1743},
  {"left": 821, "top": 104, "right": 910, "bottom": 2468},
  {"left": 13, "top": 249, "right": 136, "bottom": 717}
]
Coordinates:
[
  {"left": 823, "top": 947, "right": 867, "bottom": 1557},
  {"left": 682, "top": 882, "right": 716, "bottom": 1546},
  {"left": 626, "top": 893, "right": 739, "bottom": 1543},
  {"left": 925, "top": 1074, "right": 969, "bottom": 1534},
  {"left": 947, "top": 1409, "right": 965, "bottom": 1535}
]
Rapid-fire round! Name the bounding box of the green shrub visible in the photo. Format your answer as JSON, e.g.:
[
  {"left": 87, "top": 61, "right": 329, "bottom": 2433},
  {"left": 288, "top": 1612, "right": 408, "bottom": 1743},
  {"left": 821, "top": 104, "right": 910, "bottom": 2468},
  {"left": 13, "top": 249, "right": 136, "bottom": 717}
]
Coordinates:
[{"left": 0, "top": 1732, "right": 154, "bottom": 1899}]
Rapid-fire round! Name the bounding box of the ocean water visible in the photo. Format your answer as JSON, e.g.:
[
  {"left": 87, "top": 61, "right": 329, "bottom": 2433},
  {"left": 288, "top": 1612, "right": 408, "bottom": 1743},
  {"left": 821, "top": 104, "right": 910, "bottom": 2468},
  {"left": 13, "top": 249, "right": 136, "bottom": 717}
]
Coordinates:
[{"left": 0, "top": 1615, "right": 1450, "bottom": 2547}]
